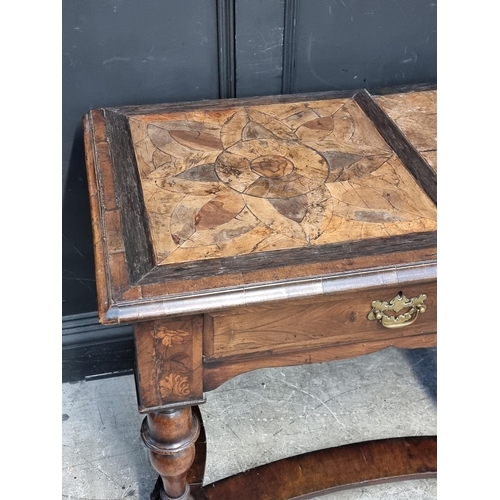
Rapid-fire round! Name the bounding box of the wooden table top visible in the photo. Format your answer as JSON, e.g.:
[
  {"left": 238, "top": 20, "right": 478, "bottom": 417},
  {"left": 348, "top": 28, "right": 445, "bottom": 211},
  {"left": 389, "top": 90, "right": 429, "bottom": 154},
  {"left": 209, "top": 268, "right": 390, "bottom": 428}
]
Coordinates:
[{"left": 83, "top": 86, "right": 437, "bottom": 324}]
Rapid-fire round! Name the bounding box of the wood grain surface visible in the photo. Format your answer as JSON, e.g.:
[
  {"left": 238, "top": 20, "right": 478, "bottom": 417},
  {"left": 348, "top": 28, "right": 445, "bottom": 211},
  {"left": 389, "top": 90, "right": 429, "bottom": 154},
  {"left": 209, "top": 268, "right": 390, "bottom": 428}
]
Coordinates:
[
  {"left": 134, "top": 317, "right": 204, "bottom": 412},
  {"left": 354, "top": 90, "right": 436, "bottom": 204},
  {"left": 150, "top": 405, "right": 207, "bottom": 499},
  {"left": 204, "top": 281, "right": 436, "bottom": 360},
  {"left": 83, "top": 87, "right": 438, "bottom": 500},
  {"left": 83, "top": 87, "right": 437, "bottom": 323},
  {"left": 375, "top": 90, "right": 437, "bottom": 172},
  {"left": 129, "top": 96, "right": 436, "bottom": 269},
  {"left": 196, "top": 436, "right": 436, "bottom": 500},
  {"left": 203, "top": 333, "right": 436, "bottom": 391}
]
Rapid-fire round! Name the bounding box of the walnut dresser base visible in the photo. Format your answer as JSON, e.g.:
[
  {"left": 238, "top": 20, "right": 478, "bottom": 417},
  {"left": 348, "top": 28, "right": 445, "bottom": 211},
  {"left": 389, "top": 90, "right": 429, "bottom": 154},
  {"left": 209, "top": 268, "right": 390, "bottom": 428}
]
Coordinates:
[{"left": 83, "top": 85, "right": 437, "bottom": 500}]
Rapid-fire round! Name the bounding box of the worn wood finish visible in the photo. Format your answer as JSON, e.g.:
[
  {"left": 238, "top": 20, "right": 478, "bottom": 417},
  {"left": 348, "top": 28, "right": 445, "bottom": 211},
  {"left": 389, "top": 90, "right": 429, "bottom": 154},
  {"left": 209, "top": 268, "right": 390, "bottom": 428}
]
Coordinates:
[
  {"left": 142, "top": 407, "right": 200, "bottom": 500},
  {"left": 83, "top": 86, "right": 437, "bottom": 500},
  {"left": 130, "top": 96, "right": 436, "bottom": 272},
  {"left": 134, "top": 317, "right": 204, "bottom": 412},
  {"left": 83, "top": 111, "right": 114, "bottom": 319},
  {"left": 150, "top": 405, "right": 207, "bottom": 500},
  {"left": 354, "top": 90, "right": 437, "bottom": 204},
  {"left": 369, "top": 83, "right": 437, "bottom": 96},
  {"left": 204, "top": 332, "right": 436, "bottom": 392},
  {"left": 104, "top": 248, "right": 436, "bottom": 324},
  {"left": 108, "top": 89, "right": 358, "bottom": 116},
  {"left": 195, "top": 436, "right": 436, "bottom": 500},
  {"left": 204, "top": 281, "right": 436, "bottom": 360},
  {"left": 83, "top": 88, "right": 437, "bottom": 324},
  {"left": 138, "top": 232, "right": 436, "bottom": 285},
  {"left": 105, "top": 110, "right": 156, "bottom": 285},
  {"left": 375, "top": 90, "right": 437, "bottom": 172}
]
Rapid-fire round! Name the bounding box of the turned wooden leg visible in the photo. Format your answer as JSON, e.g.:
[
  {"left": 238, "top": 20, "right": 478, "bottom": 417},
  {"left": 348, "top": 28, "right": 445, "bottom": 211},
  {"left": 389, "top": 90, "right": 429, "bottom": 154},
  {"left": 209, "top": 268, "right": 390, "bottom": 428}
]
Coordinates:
[{"left": 141, "top": 406, "right": 200, "bottom": 500}]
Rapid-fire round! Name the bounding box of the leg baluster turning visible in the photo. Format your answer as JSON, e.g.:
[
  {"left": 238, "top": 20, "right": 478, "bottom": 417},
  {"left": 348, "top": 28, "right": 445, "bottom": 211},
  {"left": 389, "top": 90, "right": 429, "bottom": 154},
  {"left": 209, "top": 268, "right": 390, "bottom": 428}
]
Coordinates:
[{"left": 141, "top": 407, "right": 200, "bottom": 500}]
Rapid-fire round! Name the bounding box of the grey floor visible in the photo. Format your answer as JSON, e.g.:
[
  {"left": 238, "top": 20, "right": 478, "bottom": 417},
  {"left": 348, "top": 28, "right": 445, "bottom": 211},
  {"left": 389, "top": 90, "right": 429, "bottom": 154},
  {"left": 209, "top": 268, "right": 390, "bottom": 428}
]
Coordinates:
[{"left": 62, "top": 346, "right": 437, "bottom": 500}]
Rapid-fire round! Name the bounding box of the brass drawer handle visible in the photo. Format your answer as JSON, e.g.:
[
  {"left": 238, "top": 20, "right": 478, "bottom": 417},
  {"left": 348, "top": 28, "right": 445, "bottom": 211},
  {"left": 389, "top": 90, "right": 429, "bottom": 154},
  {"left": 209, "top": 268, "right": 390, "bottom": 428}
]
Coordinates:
[{"left": 367, "top": 292, "right": 427, "bottom": 329}]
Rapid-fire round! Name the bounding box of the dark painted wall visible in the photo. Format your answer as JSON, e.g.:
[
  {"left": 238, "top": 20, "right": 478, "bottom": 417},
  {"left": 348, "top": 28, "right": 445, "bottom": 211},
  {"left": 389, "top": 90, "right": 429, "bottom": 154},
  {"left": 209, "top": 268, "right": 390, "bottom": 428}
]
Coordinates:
[
  {"left": 62, "top": 0, "right": 436, "bottom": 319},
  {"left": 62, "top": 0, "right": 219, "bottom": 315},
  {"left": 235, "top": 0, "right": 285, "bottom": 97},
  {"left": 292, "top": 0, "right": 437, "bottom": 93}
]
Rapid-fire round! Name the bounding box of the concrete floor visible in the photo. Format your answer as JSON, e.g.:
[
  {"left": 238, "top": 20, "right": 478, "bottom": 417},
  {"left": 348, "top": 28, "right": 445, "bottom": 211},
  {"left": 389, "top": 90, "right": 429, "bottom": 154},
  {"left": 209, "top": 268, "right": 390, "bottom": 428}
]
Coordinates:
[{"left": 62, "top": 346, "right": 437, "bottom": 500}]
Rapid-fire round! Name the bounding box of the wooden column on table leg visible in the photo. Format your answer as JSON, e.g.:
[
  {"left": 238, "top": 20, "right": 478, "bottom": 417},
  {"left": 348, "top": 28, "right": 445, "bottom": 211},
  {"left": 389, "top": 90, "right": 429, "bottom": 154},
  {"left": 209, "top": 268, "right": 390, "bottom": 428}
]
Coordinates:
[
  {"left": 142, "top": 407, "right": 200, "bottom": 500},
  {"left": 134, "top": 316, "right": 205, "bottom": 500}
]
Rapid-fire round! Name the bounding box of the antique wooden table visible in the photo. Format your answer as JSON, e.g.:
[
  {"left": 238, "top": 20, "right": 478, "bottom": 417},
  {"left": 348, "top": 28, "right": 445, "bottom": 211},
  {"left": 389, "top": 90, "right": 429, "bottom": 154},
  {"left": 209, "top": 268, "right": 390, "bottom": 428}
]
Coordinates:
[{"left": 83, "top": 85, "right": 437, "bottom": 500}]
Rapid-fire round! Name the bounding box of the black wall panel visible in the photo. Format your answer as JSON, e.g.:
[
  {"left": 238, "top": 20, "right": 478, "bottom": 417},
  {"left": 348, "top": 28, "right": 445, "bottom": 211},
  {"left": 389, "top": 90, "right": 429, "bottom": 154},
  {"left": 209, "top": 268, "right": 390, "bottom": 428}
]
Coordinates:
[
  {"left": 62, "top": 0, "right": 219, "bottom": 315},
  {"left": 291, "top": 0, "right": 437, "bottom": 93},
  {"left": 235, "top": 0, "right": 285, "bottom": 97}
]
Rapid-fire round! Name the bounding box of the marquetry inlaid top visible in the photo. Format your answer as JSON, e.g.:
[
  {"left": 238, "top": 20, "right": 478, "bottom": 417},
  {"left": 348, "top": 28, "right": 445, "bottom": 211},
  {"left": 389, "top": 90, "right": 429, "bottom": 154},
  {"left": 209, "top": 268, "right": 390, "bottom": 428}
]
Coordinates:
[
  {"left": 128, "top": 95, "right": 436, "bottom": 266},
  {"left": 375, "top": 90, "right": 436, "bottom": 172},
  {"left": 83, "top": 86, "right": 437, "bottom": 323}
]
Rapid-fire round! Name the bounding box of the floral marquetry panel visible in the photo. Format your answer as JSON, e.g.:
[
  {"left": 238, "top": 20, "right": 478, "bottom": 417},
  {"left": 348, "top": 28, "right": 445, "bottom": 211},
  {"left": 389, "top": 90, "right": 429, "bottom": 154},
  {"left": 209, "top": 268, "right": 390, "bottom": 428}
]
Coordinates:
[
  {"left": 134, "top": 317, "right": 204, "bottom": 412},
  {"left": 128, "top": 96, "right": 437, "bottom": 267},
  {"left": 374, "top": 90, "right": 437, "bottom": 172},
  {"left": 84, "top": 87, "right": 437, "bottom": 322}
]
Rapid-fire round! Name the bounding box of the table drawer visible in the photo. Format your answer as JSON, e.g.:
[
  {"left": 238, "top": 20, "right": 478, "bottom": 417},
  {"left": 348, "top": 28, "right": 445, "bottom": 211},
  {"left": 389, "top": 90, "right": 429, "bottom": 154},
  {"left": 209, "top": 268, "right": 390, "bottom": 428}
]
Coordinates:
[{"left": 204, "top": 281, "right": 436, "bottom": 361}]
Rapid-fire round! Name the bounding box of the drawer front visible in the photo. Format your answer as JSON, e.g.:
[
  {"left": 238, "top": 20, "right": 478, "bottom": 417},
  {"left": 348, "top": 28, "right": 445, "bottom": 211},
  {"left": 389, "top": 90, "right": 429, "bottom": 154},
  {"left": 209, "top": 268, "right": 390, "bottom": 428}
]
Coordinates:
[{"left": 204, "top": 281, "right": 436, "bottom": 361}]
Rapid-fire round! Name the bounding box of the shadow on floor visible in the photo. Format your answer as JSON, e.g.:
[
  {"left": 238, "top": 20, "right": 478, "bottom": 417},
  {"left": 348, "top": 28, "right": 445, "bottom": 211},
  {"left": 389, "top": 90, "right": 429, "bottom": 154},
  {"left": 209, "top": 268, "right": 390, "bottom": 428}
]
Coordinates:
[{"left": 403, "top": 347, "right": 437, "bottom": 406}]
